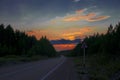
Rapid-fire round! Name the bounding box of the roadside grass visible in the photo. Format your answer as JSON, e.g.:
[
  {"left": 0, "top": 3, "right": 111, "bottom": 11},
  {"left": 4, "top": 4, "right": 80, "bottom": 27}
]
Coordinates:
[
  {"left": 0, "top": 55, "right": 48, "bottom": 66},
  {"left": 74, "top": 53, "right": 120, "bottom": 80}
]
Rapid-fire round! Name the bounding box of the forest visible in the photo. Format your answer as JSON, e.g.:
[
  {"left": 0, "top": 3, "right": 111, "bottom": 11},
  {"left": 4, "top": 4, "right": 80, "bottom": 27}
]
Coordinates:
[
  {"left": 72, "top": 22, "right": 120, "bottom": 56},
  {"left": 0, "top": 24, "right": 56, "bottom": 57},
  {"left": 71, "top": 22, "right": 120, "bottom": 79}
]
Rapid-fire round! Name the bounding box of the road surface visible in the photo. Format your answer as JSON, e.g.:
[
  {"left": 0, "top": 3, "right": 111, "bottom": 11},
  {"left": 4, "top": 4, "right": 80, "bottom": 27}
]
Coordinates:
[{"left": 0, "top": 56, "right": 79, "bottom": 80}]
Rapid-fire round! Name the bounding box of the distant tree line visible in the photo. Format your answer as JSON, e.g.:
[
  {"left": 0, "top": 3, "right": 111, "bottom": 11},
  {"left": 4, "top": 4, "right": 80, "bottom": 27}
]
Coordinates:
[
  {"left": 0, "top": 24, "right": 56, "bottom": 57},
  {"left": 72, "top": 22, "right": 120, "bottom": 56}
]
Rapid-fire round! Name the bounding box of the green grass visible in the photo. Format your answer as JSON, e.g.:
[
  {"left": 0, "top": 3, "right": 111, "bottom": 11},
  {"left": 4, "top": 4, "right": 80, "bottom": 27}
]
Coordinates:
[
  {"left": 0, "top": 55, "right": 48, "bottom": 66},
  {"left": 74, "top": 54, "right": 120, "bottom": 80}
]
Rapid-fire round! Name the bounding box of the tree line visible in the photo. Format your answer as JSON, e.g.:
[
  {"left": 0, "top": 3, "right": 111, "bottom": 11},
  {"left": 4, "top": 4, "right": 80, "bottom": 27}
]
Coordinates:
[
  {"left": 72, "top": 22, "right": 120, "bottom": 56},
  {"left": 0, "top": 24, "right": 56, "bottom": 57}
]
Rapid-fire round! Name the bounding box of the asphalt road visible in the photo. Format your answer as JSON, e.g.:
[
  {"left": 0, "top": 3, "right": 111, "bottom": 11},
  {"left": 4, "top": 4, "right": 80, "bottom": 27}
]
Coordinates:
[{"left": 0, "top": 56, "right": 79, "bottom": 80}]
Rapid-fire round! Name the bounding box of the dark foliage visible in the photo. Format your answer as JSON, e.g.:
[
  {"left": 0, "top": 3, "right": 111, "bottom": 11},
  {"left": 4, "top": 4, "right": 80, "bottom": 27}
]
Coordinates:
[
  {"left": 0, "top": 24, "right": 56, "bottom": 57},
  {"left": 72, "top": 22, "right": 120, "bottom": 56}
]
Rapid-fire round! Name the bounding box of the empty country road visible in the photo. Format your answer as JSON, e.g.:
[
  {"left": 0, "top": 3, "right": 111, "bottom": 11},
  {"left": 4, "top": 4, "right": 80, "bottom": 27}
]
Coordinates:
[{"left": 0, "top": 56, "right": 79, "bottom": 80}]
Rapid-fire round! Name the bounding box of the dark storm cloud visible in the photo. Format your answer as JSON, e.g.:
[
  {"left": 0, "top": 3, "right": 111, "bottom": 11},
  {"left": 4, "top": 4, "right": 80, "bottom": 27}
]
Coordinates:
[{"left": 51, "top": 38, "right": 81, "bottom": 44}]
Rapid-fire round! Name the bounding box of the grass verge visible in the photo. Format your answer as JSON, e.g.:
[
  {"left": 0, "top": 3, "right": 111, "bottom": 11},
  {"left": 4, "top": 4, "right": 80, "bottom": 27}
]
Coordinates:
[
  {"left": 0, "top": 55, "right": 48, "bottom": 66},
  {"left": 74, "top": 53, "right": 120, "bottom": 80}
]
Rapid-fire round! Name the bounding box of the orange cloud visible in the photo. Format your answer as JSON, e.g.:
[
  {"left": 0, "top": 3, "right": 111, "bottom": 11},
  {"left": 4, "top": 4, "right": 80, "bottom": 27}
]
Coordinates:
[
  {"left": 49, "top": 8, "right": 110, "bottom": 25},
  {"left": 26, "top": 30, "right": 41, "bottom": 39},
  {"left": 27, "top": 30, "right": 77, "bottom": 51},
  {"left": 63, "top": 11, "right": 110, "bottom": 22},
  {"left": 76, "top": 8, "right": 87, "bottom": 14},
  {"left": 87, "top": 16, "right": 110, "bottom": 22},
  {"left": 26, "top": 26, "right": 95, "bottom": 41},
  {"left": 53, "top": 44, "right": 76, "bottom": 51},
  {"left": 61, "top": 27, "right": 93, "bottom": 40},
  {"left": 26, "top": 29, "right": 57, "bottom": 40}
]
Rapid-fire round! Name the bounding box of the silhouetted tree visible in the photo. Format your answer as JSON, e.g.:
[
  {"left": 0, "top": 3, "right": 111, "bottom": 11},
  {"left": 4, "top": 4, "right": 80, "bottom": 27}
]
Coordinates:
[
  {"left": 0, "top": 24, "right": 56, "bottom": 57},
  {"left": 72, "top": 22, "right": 120, "bottom": 56}
]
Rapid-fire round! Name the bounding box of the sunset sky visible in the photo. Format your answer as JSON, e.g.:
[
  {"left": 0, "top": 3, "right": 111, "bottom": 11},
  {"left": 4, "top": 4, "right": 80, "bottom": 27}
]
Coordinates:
[{"left": 0, "top": 0, "right": 120, "bottom": 51}]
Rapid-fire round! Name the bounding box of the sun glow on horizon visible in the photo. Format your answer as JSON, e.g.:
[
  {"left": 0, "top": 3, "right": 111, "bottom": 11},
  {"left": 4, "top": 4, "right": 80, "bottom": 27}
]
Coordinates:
[{"left": 53, "top": 44, "right": 76, "bottom": 51}]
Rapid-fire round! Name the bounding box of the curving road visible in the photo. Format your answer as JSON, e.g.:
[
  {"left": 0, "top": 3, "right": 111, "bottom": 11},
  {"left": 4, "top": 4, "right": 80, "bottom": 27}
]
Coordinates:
[{"left": 0, "top": 56, "right": 79, "bottom": 80}]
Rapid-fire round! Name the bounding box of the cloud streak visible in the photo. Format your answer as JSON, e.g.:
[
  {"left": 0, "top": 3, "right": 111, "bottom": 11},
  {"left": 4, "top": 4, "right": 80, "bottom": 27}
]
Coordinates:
[
  {"left": 26, "top": 29, "right": 54, "bottom": 40},
  {"left": 61, "top": 27, "right": 93, "bottom": 40},
  {"left": 26, "top": 26, "right": 94, "bottom": 40},
  {"left": 50, "top": 8, "right": 110, "bottom": 24},
  {"left": 87, "top": 16, "right": 110, "bottom": 22},
  {"left": 73, "top": 0, "right": 80, "bottom": 2},
  {"left": 63, "top": 9, "right": 110, "bottom": 22}
]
